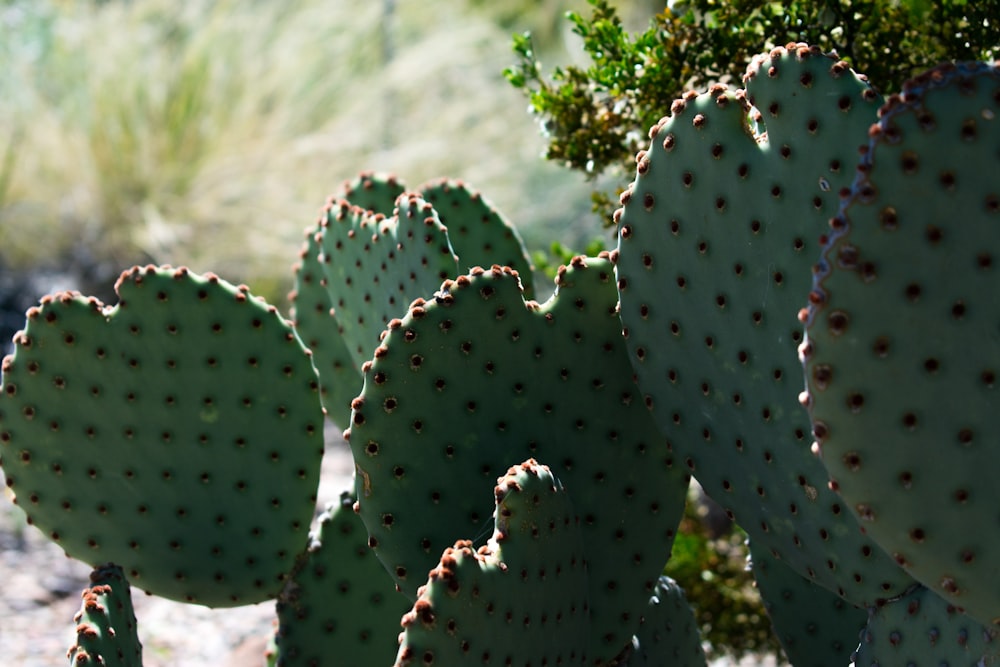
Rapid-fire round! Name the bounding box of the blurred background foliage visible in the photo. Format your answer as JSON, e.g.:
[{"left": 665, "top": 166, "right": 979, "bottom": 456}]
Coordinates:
[
  {"left": 0, "top": 0, "right": 655, "bottom": 307},
  {"left": 507, "top": 0, "right": 1000, "bottom": 219}
]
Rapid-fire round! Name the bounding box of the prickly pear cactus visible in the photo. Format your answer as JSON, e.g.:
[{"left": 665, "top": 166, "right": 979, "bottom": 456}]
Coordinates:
[
  {"left": 750, "top": 540, "right": 867, "bottom": 666},
  {"left": 0, "top": 266, "right": 324, "bottom": 606},
  {"left": 273, "top": 491, "right": 411, "bottom": 666},
  {"left": 620, "top": 576, "right": 706, "bottom": 667},
  {"left": 349, "top": 256, "right": 690, "bottom": 662},
  {"left": 418, "top": 177, "right": 535, "bottom": 298},
  {"left": 290, "top": 226, "right": 361, "bottom": 428},
  {"left": 291, "top": 176, "right": 535, "bottom": 424},
  {"left": 614, "top": 43, "right": 914, "bottom": 607},
  {"left": 852, "top": 585, "right": 999, "bottom": 666},
  {"left": 289, "top": 172, "right": 407, "bottom": 426},
  {"left": 339, "top": 171, "right": 407, "bottom": 216},
  {"left": 321, "top": 194, "right": 460, "bottom": 369},
  {"left": 67, "top": 563, "right": 143, "bottom": 667},
  {"left": 802, "top": 62, "right": 1000, "bottom": 628},
  {"left": 394, "top": 459, "right": 590, "bottom": 666}
]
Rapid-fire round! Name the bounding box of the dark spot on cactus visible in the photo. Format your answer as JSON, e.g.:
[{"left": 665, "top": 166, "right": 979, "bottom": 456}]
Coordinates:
[
  {"left": 837, "top": 95, "right": 852, "bottom": 111},
  {"left": 682, "top": 172, "right": 694, "bottom": 188},
  {"left": 860, "top": 261, "right": 877, "bottom": 281},
  {"left": 982, "top": 369, "right": 996, "bottom": 387},
  {"left": 901, "top": 412, "right": 918, "bottom": 430},
  {"left": 872, "top": 336, "right": 891, "bottom": 358},
  {"left": 901, "top": 151, "right": 919, "bottom": 174},
  {"left": 925, "top": 224, "right": 944, "bottom": 244},
  {"left": 939, "top": 170, "right": 957, "bottom": 191},
  {"left": 909, "top": 528, "right": 926, "bottom": 543},
  {"left": 876, "top": 206, "right": 900, "bottom": 230}
]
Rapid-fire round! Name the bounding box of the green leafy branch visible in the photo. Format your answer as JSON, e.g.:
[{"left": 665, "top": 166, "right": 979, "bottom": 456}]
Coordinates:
[{"left": 506, "top": 0, "right": 1000, "bottom": 222}]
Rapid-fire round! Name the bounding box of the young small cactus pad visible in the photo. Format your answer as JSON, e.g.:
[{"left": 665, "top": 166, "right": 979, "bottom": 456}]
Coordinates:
[
  {"left": 273, "top": 491, "right": 411, "bottom": 666},
  {"left": 851, "top": 585, "right": 999, "bottom": 666},
  {"left": 417, "top": 177, "right": 535, "bottom": 299},
  {"left": 338, "top": 171, "right": 407, "bottom": 217},
  {"left": 291, "top": 174, "right": 536, "bottom": 424},
  {"left": 613, "top": 43, "right": 914, "bottom": 607},
  {"left": 619, "top": 576, "right": 706, "bottom": 667},
  {"left": 394, "top": 459, "right": 591, "bottom": 667},
  {"left": 802, "top": 62, "right": 1000, "bottom": 627},
  {"left": 67, "top": 563, "right": 143, "bottom": 667},
  {"left": 315, "top": 194, "right": 460, "bottom": 370},
  {"left": 290, "top": 225, "right": 361, "bottom": 427},
  {"left": 349, "top": 256, "right": 689, "bottom": 662},
  {"left": 749, "top": 540, "right": 867, "bottom": 667},
  {"left": 0, "top": 266, "right": 324, "bottom": 606}
]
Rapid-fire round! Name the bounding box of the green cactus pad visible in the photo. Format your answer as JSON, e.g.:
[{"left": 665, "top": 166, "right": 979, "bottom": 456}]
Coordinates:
[
  {"left": 0, "top": 266, "right": 323, "bottom": 606},
  {"left": 292, "top": 174, "right": 537, "bottom": 425},
  {"left": 67, "top": 563, "right": 143, "bottom": 666},
  {"left": 750, "top": 540, "right": 867, "bottom": 666},
  {"left": 802, "top": 62, "right": 1000, "bottom": 627},
  {"left": 852, "top": 585, "right": 999, "bottom": 666},
  {"left": 315, "top": 194, "right": 460, "bottom": 370},
  {"left": 418, "top": 177, "right": 535, "bottom": 298},
  {"left": 614, "top": 43, "right": 913, "bottom": 606},
  {"left": 620, "top": 576, "right": 706, "bottom": 667},
  {"left": 394, "top": 459, "right": 591, "bottom": 667},
  {"left": 339, "top": 171, "right": 407, "bottom": 216},
  {"left": 273, "top": 491, "right": 411, "bottom": 666},
  {"left": 289, "top": 172, "right": 406, "bottom": 426},
  {"left": 349, "top": 256, "right": 689, "bottom": 662},
  {"left": 290, "top": 224, "right": 361, "bottom": 427}
]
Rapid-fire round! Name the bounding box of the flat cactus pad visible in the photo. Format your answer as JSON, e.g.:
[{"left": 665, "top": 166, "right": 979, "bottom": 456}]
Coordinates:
[
  {"left": 614, "top": 43, "right": 913, "bottom": 607},
  {"left": 67, "top": 563, "right": 143, "bottom": 666},
  {"left": 349, "top": 256, "right": 689, "bottom": 662},
  {"left": 803, "top": 62, "right": 1000, "bottom": 627},
  {"left": 0, "top": 266, "right": 324, "bottom": 606},
  {"left": 750, "top": 540, "right": 867, "bottom": 666},
  {"left": 274, "top": 492, "right": 410, "bottom": 666},
  {"left": 619, "top": 576, "right": 706, "bottom": 666},
  {"left": 852, "top": 585, "right": 999, "bottom": 666},
  {"left": 394, "top": 459, "right": 590, "bottom": 667}
]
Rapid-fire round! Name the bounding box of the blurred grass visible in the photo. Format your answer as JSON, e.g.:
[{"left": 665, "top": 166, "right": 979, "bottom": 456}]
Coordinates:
[{"left": 0, "top": 0, "right": 613, "bottom": 306}]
